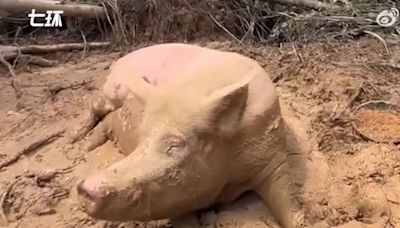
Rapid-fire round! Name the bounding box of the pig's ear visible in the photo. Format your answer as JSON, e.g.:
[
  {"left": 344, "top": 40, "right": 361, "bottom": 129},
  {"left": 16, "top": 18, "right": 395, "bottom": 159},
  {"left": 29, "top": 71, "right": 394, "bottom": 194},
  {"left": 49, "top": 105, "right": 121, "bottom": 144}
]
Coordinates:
[
  {"left": 126, "top": 73, "right": 155, "bottom": 105},
  {"left": 203, "top": 73, "right": 254, "bottom": 135}
]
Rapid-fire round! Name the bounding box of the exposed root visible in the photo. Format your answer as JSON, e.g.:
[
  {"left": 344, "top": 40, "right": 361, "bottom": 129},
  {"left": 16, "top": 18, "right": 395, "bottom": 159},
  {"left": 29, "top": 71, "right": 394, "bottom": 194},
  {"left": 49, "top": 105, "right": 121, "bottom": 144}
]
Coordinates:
[
  {"left": 0, "top": 54, "right": 22, "bottom": 100},
  {"left": 266, "top": 0, "right": 343, "bottom": 10},
  {"left": 209, "top": 13, "right": 242, "bottom": 44},
  {"left": 0, "top": 178, "right": 21, "bottom": 226},
  {"left": 0, "top": 42, "right": 110, "bottom": 60},
  {"left": 329, "top": 81, "right": 364, "bottom": 121},
  {"left": 22, "top": 55, "right": 57, "bottom": 67},
  {"left": 24, "top": 165, "right": 76, "bottom": 186},
  {"left": 0, "top": 130, "right": 65, "bottom": 170},
  {"left": 353, "top": 100, "right": 399, "bottom": 113},
  {"left": 363, "top": 31, "right": 390, "bottom": 56},
  {"left": 0, "top": 113, "right": 33, "bottom": 140},
  {"left": 47, "top": 78, "right": 94, "bottom": 95}
]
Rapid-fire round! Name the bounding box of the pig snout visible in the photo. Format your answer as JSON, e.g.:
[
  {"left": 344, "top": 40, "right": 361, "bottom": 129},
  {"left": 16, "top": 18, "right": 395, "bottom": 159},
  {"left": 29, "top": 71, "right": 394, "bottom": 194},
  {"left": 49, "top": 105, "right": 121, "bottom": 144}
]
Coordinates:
[
  {"left": 77, "top": 173, "right": 144, "bottom": 220},
  {"left": 77, "top": 174, "right": 111, "bottom": 216}
]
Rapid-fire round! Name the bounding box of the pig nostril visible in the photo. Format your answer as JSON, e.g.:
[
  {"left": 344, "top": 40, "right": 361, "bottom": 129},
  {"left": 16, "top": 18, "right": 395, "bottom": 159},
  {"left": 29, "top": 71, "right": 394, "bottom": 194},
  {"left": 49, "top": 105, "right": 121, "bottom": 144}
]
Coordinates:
[
  {"left": 77, "top": 180, "right": 108, "bottom": 215},
  {"left": 77, "top": 181, "right": 92, "bottom": 200},
  {"left": 77, "top": 180, "right": 101, "bottom": 203}
]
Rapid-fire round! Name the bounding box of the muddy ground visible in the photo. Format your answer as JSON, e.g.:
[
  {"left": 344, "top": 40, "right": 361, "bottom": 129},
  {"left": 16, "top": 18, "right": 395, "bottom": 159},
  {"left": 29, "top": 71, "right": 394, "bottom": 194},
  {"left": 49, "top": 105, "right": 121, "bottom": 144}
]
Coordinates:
[{"left": 0, "top": 38, "right": 399, "bottom": 228}]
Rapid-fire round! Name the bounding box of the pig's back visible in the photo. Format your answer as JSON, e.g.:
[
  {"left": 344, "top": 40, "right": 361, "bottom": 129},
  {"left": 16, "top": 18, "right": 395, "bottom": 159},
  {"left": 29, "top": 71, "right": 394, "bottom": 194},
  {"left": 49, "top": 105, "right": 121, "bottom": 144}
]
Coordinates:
[
  {"left": 166, "top": 50, "right": 279, "bottom": 125},
  {"left": 113, "top": 43, "right": 208, "bottom": 85}
]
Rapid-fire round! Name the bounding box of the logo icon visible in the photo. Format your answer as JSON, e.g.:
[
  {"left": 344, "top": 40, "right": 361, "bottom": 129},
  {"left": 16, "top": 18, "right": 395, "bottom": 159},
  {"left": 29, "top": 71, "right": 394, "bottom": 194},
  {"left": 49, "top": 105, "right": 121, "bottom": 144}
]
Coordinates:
[{"left": 376, "top": 8, "right": 399, "bottom": 27}]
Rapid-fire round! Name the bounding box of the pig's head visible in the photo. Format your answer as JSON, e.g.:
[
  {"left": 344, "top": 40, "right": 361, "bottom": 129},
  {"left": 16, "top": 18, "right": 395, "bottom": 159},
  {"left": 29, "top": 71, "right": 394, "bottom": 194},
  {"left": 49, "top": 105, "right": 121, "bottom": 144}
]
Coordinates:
[{"left": 77, "top": 74, "right": 253, "bottom": 221}]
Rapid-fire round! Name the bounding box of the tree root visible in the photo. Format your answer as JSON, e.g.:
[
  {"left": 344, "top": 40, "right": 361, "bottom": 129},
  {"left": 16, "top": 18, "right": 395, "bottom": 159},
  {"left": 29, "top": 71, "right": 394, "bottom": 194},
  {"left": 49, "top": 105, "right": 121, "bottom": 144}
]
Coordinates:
[
  {"left": 266, "top": 0, "right": 342, "bottom": 10},
  {"left": 0, "top": 178, "right": 21, "bottom": 226},
  {"left": 22, "top": 54, "right": 57, "bottom": 67},
  {"left": 0, "top": 42, "right": 110, "bottom": 60},
  {"left": 0, "top": 130, "right": 65, "bottom": 170},
  {"left": 47, "top": 78, "right": 94, "bottom": 95},
  {"left": 0, "top": 54, "right": 22, "bottom": 100}
]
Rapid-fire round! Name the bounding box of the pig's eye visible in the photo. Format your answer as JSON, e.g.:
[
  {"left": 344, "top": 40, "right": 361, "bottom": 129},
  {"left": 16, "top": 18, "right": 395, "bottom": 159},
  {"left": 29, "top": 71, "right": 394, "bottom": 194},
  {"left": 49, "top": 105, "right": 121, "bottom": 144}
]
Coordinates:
[{"left": 165, "top": 137, "right": 186, "bottom": 156}]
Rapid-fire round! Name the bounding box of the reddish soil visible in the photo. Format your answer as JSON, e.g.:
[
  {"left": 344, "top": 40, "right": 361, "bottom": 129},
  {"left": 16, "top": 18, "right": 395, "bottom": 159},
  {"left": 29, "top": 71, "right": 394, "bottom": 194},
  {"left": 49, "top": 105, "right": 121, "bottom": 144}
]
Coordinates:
[
  {"left": 0, "top": 38, "right": 399, "bottom": 228},
  {"left": 355, "top": 109, "right": 400, "bottom": 143}
]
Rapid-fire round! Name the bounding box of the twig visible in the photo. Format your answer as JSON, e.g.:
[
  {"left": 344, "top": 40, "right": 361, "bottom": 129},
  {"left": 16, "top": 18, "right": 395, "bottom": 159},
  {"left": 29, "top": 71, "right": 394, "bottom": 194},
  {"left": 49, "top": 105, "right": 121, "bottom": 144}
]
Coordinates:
[
  {"left": 25, "top": 165, "right": 76, "bottom": 184},
  {"left": 363, "top": 30, "right": 390, "bottom": 55},
  {"left": 0, "top": 96, "right": 49, "bottom": 140},
  {"left": 330, "top": 81, "right": 364, "bottom": 121},
  {"left": 79, "top": 29, "right": 88, "bottom": 59},
  {"left": 0, "top": 54, "right": 22, "bottom": 100},
  {"left": 291, "top": 44, "right": 303, "bottom": 63},
  {"left": 0, "top": 178, "right": 21, "bottom": 226},
  {"left": 0, "top": 55, "right": 16, "bottom": 78},
  {"left": 0, "top": 130, "right": 65, "bottom": 170},
  {"left": 0, "top": 112, "right": 33, "bottom": 140},
  {"left": 346, "top": 81, "right": 364, "bottom": 110},
  {"left": 209, "top": 13, "right": 242, "bottom": 44},
  {"left": 47, "top": 79, "right": 93, "bottom": 95},
  {"left": 353, "top": 100, "right": 398, "bottom": 113},
  {"left": 265, "top": 0, "right": 342, "bottom": 10},
  {"left": 23, "top": 54, "right": 57, "bottom": 67},
  {"left": 0, "top": 42, "right": 110, "bottom": 60}
]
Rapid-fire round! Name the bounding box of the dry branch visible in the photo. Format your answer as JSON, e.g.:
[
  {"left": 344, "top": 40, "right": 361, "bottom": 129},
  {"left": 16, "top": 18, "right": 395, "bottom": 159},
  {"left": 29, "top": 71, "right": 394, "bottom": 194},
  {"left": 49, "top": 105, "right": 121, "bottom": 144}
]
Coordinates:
[
  {"left": 0, "top": 42, "right": 110, "bottom": 60},
  {"left": 0, "top": 178, "right": 20, "bottom": 226},
  {"left": 266, "top": 0, "right": 342, "bottom": 10},
  {"left": 47, "top": 79, "right": 93, "bottom": 95},
  {"left": 0, "top": 55, "right": 22, "bottom": 100},
  {"left": 23, "top": 54, "right": 57, "bottom": 67},
  {"left": 0, "top": 0, "right": 106, "bottom": 18},
  {"left": 0, "top": 130, "right": 64, "bottom": 170}
]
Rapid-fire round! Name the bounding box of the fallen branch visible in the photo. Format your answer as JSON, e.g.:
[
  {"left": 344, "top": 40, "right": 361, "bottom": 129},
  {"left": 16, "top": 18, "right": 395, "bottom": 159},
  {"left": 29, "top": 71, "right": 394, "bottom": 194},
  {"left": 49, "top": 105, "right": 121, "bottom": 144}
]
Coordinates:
[
  {"left": 266, "top": 0, "right": 342, "bottom": 10},
  {"left": 0, "top": 0, "right": 106, "bottom": 18},
  {"left": 363, "top": 31, "right": 389, "bottom": 55},
  {"left": 47, "top": 78, "right": 94, "bottom": 95},
  {"left": 0, "top": 54, "right": 23, "bottom": 100},
  {"left": 0, "top": 178, "right": 21, "bottom": 226},
  {"left": 0, "top": 130, "right": 65, "bottom": 170},
  {"left": 24, "top": 165, "right": 75, "bottom": 187},
  {"left": 23, "top": 54, "right": 57, "bottom": 67},
  {"left": 0, "top": 42, "right": 110, "bottom": 60}
]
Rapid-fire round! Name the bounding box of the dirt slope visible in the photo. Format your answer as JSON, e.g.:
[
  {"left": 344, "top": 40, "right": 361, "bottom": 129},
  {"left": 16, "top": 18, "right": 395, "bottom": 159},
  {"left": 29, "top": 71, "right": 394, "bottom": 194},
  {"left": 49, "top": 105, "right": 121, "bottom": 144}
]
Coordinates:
[{"left": 0, "top": 38, "right": 399, "bottom": 228}]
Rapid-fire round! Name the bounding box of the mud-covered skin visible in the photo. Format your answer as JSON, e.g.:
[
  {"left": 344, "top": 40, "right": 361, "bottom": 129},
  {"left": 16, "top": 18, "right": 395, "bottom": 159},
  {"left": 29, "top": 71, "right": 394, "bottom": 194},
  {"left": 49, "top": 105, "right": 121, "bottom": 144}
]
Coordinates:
[
  {"left": 77, "top": 44, "right": 305, "bottom": 228},
  {"left": 85, "top": 98, "right": 144, "bottom": 154},
  {"left": 78, "top": 43, "right": 209, "bottom": 143}
]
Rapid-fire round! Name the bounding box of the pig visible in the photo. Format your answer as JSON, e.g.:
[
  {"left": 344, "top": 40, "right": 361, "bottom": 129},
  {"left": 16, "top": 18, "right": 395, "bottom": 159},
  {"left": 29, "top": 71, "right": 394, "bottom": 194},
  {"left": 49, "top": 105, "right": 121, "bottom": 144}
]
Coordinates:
[
  {"left": 85, "top": 97, "right": 144, "bottom": 154},
  {"left": 77, "top": 44, "right": 305, "bottom": 228},
  {"left": 90, "top": 43, "right": 209, "bottom": 118},
  {"left": 75, "top": 43, "right": 216, "bottom": 145}
]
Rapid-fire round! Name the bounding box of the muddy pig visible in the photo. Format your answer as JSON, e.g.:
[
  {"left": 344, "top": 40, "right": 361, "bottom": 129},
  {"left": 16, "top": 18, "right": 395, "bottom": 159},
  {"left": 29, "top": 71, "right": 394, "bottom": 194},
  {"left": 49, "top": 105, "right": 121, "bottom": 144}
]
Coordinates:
[
  {"left": 76, "top": 43, "right": 216, "bottom": 145},
  {"left": 85, "top": 97, "right": 144, "bottom": 154},
  {"left": 77, "top": 44, "right": 304, "bottom": 228},
  {"left": 90, "top": 43, "right": 209, "bottom": 118}
]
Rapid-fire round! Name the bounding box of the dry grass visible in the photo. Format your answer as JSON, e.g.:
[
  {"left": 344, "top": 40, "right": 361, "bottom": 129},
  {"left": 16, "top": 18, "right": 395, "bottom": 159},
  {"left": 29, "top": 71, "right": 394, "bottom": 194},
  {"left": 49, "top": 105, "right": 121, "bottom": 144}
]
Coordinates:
[{"left": 0, "top": 0, "right": 399, "bottom": 47}]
